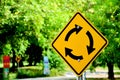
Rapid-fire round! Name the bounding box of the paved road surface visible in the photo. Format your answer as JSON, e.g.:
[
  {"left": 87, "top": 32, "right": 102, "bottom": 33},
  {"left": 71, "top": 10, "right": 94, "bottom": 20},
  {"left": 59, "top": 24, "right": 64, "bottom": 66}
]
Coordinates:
[{"left": 17, "top": 70, "right": 120, "bottom": 80}]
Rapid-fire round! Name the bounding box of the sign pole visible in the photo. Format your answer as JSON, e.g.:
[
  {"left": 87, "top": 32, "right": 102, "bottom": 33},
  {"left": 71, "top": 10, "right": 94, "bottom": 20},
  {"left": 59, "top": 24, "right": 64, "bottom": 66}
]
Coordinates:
[
  {"left": 15, "top": 55, "right": 21, "bottom": 72},
  {"left": 3, "top": 68, "right": 9, "bottom": 80},
  {"left": 77, "top": 72, "right": 86, "bottom": 80},
  {"left": 18, "top": 62, "right": 19, "bottom": 71},
  {"left": 83, "top": 72, "right": 86, "bottom": 80},
  {"left": 77, "top": 75, "right": 82, "bottom": 80}
]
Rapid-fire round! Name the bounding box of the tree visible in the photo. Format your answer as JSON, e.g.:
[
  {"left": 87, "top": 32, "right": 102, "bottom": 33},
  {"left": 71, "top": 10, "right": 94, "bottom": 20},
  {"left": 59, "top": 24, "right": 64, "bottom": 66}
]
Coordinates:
[
  {"left": 0, "top": 0, "right": 44, "bottom": 69},
  {"left": 25, "top": 44, "right": 43, "bottom": 66},
  {"left": 0, "top": 0, "right": 120, "bottom": 78},
  {"left": 85, "top": 0, "right": 120, "bottom": 79},
  {"left": 0, "top": 0, "right": 72, "bottom": 71}
]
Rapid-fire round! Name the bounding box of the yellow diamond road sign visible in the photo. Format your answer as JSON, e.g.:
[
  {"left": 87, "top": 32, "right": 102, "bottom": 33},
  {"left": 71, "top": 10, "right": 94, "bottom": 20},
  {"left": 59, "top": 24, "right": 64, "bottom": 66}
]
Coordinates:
[{"left": 52, "top": 12, "right": 108, "bottom": 76}]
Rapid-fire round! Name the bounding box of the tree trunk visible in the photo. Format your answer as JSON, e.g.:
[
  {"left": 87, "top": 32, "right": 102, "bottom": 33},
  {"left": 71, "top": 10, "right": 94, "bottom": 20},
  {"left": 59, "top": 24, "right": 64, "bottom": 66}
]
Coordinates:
[
  {"left": 12, "top": 49, "right": 16, "bottom": 72},
  {"left": 107, "top": 62, "right": 114, "bottom": 79},
  {"left": 19, "top": 59, "right": 24, "bottom": 67},
  {"left": 28, "top": 57, "right": 32, "bottom": 66}
]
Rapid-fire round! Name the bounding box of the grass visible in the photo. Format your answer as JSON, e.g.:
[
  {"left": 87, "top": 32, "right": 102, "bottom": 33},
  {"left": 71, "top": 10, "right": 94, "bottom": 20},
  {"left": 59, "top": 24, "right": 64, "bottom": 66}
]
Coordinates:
[
  {"left": 96, "top": 66, "right": 120, "bottom": 70},
  {"left": 9, "top": 72, "right": 17, "bottom": 80},
  {"left": 11, "top": 66, "right": 65, "bottom": 79},
  {"left": 0, "top": 62, "right": 66, "bottom": 79},
  {"left": 0, "top": 63, "right": 120, "bottom": 80},
  {"left": 115, "top": 72, "right": 120, "bottom": 75}
]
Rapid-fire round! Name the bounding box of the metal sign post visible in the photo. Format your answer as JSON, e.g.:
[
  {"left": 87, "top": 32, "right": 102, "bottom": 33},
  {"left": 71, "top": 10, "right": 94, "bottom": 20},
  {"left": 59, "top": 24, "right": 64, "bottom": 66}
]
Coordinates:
[
  {"left": 77, "top": 76, "right": 82, "bottom": 80},
  {"left": 83, "top": 72, "right": 86, "bottom": 80},
  {"left": 18, "top": 62, "right": 19, "bottom": 71},
  {"left": 77, "top": 72, "right": 86, "bottom": 80},
  {"left": 16, "top": 56, "right": 21, "bottom": 72},
  {"left": 3, "top": 68, "right": 9, "bottom": 80}
]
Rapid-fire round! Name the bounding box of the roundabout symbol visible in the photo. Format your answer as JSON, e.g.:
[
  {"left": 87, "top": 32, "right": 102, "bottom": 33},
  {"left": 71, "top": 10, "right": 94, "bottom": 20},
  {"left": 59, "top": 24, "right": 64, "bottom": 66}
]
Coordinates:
[
  {"left": 65, "top": 24, "right": 95, "bottom": 61},
  {"left": 52, "top": 12, "right": 108, "bottom": 76}
]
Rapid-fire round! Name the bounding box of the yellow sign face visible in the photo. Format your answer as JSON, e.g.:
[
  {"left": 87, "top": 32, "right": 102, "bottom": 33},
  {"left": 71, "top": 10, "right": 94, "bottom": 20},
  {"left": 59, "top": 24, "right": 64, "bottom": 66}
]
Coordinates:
[
  {"left": 52, "top": 12, "right": 108, "bottom": 76},
  {"left": 16, "top": 56, "right": 21, "bottom": 63}
]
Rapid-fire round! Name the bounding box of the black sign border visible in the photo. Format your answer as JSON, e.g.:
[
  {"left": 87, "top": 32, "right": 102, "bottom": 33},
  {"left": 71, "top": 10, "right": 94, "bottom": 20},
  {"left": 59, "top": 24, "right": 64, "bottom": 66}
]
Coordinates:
[{"left": 52, "top": 12, "right": 108, "bottom": 76}]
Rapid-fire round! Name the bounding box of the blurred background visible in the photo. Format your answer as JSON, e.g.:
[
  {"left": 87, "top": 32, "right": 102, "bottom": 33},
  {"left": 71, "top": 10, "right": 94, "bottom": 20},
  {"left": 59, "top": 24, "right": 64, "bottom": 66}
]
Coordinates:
[{"left": 0, "top": 0, "right": 120, "bottom": 80}]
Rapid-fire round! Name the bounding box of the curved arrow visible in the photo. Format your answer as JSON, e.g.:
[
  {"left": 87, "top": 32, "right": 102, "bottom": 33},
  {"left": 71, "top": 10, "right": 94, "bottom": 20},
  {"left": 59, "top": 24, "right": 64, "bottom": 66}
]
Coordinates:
[
  {"left": 65, "top": 47, "right": 83, "bottom": 60},
  {"left": 65, "top": 24, "right": 82, "bottom": 41},
  {"left": 86, "top": 31, "right": 95, "bottom": 55}
]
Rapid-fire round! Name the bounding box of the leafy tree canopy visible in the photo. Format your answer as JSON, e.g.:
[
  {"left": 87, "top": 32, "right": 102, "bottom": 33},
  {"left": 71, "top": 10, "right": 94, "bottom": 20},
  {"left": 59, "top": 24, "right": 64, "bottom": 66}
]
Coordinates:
[{"left": 0, "top": 0, "right": 120, "bottom": 78}]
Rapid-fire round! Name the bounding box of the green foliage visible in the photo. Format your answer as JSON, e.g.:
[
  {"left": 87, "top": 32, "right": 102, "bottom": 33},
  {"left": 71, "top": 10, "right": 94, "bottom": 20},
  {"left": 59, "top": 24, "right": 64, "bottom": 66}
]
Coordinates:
[
  {"left": 84, "top": 0, "right": 120, "bottom": 69},
  {"left": 43, "top": 49, "right": 65, "bottom": 71},
  {"left": 0, "top": 0, "right": 120, "bottom": 76},
  {"left": 50, "top": 68, "right": 64, "bottom": 76},
  {"left": 3, "top": 43, "right": 11, "bottom": 55},
  {"left": 0, "top": 0, "right": 78, "bottom": 71},
  {"left": 16, "top": 66, "right": 64, "bottom": 78},
  {"left": 17, "top": 67, "right": 44, "bottom": 78}
]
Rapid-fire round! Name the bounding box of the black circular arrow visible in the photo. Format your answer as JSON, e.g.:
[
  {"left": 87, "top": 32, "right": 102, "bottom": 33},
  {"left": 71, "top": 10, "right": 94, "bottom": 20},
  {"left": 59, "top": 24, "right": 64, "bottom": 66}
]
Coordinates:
[
  {"left": 65, "top": 24, "right": 83, "bottom": 61},
  {"left": 65, "top": 47, "right": 83, "bottom": 60},
  {"left": 86, "top": 31, "right": 95, "bottom": 55},
  {"left": 65, "top": 24, "right": 95, "bottom": 60},
  {"left": 65, "top": 24, "right": 82, "bottom": 41}
]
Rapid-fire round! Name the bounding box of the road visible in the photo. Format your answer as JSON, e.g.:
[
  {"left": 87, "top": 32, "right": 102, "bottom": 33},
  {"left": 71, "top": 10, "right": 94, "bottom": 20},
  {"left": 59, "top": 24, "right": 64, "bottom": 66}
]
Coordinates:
[{"left": 17, "top": 70, "right": 120, "bottom": 80}]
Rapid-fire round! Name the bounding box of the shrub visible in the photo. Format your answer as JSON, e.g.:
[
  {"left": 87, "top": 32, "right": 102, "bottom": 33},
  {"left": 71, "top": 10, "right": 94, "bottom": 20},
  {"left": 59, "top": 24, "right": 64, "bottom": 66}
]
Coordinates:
[
  {"left": 16, "top": 66, "right": 65, "bottom": 78},
  {"left": 16, "top": 66, "right": 46, "bottom": 78}
]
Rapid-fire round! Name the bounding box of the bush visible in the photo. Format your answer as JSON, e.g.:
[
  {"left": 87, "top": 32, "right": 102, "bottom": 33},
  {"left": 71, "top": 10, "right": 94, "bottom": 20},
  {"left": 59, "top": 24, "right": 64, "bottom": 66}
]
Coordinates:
[
  {"left": 0, "top": 73, "right": 3, "bottom": 79},
  {"left": 16, "top": 66, "right": 46, "bottom": 78},
  {"left": 50, "top": 68, "right": 65, "bottom": 77},
  {"left": 16, "top": 66, "right": 65, "bottom": 78}
]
